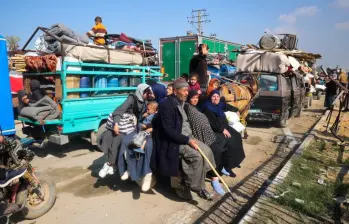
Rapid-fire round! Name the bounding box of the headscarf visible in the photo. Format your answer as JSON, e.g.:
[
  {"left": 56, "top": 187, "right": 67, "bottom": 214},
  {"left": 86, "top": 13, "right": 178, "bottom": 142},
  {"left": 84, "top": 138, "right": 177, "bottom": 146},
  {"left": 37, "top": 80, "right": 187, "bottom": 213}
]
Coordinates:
[
  {"left": 151, "top": 82, "right": 167, "bottom": 103},
  {"left": 135, "top": 83, "right": 151, "bottom": 102},
  {"left": 30, "top": 79, "right": 41, "bottom": 92},
  {"left": 187, "top": 90, "right": 199, "bottom": 103},
  {"left": 202, "top": 90, "right": 226, "bottom": 118},
  {"left": 206, "top": 78, "right": 219, "bottom": 96}
]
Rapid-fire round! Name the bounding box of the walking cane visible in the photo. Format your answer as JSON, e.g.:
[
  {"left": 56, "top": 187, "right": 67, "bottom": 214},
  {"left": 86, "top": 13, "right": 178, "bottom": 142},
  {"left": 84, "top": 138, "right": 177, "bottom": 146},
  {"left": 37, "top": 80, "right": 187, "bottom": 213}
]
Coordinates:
[{"left": 196, "top": 145, "right": 235, "bottom": 199}]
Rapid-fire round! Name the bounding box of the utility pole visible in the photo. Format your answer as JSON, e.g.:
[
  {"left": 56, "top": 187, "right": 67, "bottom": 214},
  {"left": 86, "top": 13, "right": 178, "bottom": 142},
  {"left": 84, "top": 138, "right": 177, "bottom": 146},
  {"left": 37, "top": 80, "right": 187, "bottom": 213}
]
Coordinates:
[{"left": 187, "top": 9, "right": 211, "bottom": 36}]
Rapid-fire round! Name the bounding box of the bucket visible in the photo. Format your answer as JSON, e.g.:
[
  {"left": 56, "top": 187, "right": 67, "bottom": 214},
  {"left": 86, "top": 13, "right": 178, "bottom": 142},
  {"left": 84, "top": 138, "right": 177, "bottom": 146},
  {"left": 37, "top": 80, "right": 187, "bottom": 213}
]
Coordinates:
[
  {"left": 66, "top": 75, "right": 80, "bottom": 99},
  {"left": 118, "top": 77, "right": 129, "bottom": 87},
  {"left": 80, "top": 76, "right": 91, "bottom": 98},
  {"left": 130, "top": 77, "right": 142, "bottom": 87},
  {"left": 219, "top": 64, "right": 236, "bottom": 77}
]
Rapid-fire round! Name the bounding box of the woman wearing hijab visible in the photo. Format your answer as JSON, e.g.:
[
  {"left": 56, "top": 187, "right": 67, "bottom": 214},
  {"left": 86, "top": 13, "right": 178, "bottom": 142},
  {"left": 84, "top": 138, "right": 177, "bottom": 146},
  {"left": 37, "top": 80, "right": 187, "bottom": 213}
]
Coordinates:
[
  {"left": 99, "top": 84, "right": 154, "bottom": 179},
  {"left": 202, "top": 90, "right": 245, "bottom": 176},
  {"left": 184, "top": 90, "right": 236, "bottom": 195},
  {"left": 150, "top": 82, "right": 167, "bottom": 103}
]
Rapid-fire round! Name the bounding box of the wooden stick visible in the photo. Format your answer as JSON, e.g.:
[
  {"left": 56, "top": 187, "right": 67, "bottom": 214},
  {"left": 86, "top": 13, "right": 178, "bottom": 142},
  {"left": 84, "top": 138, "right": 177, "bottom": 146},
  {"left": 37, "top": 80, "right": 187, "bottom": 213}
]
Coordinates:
[{"left": 196, "top": 146, "right": 235, "bottom": 199}]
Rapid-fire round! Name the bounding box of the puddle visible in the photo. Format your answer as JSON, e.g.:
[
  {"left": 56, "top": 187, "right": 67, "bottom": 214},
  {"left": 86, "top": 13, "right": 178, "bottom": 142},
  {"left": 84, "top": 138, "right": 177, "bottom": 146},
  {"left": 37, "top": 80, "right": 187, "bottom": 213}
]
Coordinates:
[
  {"left": 46, "top": 167, "right": 88, "bottom": 183},
  {"left": 58, "top": 175, "right": 137, "bottom": 198},
  {"left": 245, "top": 136, "right": 263, "bottom": 145}
]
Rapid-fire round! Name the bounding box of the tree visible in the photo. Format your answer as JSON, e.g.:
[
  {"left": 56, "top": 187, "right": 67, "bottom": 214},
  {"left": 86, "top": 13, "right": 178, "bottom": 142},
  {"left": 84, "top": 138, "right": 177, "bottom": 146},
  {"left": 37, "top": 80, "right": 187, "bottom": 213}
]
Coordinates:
[{"left": 5, "top": 36, "right": 20, "bottom": 55}]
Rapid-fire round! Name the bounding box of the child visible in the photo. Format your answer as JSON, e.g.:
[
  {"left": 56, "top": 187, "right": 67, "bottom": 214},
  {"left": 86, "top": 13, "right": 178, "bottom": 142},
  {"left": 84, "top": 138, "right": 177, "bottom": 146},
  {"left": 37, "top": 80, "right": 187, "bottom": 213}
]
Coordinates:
[
  {"left": 188, "top": 72, "right": 202, "bottom": 95},
  {"left": 167, "top": 83, "right": 174, "bottom": 96},
  {"left": 206, "top": 78, "right": 220, "bottom": 96},
  {"left": 87, "top": 16, "right": 107, "bottom": 46},
  {"left": 133, "top": 101, "right": 158, "bottom": 153}
]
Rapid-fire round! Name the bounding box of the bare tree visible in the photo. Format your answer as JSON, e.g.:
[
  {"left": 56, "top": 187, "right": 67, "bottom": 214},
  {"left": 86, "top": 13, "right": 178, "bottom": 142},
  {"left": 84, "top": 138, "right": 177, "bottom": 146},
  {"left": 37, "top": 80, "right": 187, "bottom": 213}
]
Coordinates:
[{"left": 5, "top": 36, "right": 20, "bottom": 56}]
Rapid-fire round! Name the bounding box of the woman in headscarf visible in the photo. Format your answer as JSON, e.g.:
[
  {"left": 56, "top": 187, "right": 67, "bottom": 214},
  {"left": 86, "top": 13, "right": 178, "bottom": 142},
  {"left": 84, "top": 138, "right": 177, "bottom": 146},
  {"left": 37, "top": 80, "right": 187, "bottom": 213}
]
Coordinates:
[
  {"left": 150, "top": 82, "right": 167, "bottom": 103},
  {"left": 99, "top": 84, "right": 154, "bottom": 179},
  {"left": 184, "top": 90, "right": 235, "bottom": 195},
  {"left": 202, "top": 90, "right": 245, "bottom": 176}
]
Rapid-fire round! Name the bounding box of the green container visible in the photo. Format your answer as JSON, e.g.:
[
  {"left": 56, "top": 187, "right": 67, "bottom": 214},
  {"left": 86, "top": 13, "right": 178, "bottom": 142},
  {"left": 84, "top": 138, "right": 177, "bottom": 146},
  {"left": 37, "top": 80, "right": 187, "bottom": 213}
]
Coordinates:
[{"left": 159, "top": 35, "right": 242, "bottom": 81}]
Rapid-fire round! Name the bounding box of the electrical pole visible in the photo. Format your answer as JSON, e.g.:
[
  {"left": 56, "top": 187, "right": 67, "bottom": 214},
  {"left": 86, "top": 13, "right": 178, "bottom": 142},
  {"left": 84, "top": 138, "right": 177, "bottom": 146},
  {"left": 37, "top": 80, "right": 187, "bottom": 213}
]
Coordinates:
[{"left": 187, "top": 9, "right": 211, "bottom": 36}]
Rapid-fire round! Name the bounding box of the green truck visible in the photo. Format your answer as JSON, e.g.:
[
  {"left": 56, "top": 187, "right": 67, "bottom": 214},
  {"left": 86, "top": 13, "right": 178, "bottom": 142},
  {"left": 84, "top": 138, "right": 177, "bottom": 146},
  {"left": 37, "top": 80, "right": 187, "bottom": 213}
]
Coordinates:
[{"left": 159, "top": 35, "right": 243, "bottom": 81}]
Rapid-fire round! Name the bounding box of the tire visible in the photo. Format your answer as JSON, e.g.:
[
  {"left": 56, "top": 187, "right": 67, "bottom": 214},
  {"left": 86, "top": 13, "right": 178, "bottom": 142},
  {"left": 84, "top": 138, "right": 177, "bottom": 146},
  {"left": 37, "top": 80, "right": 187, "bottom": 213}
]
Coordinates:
[
  {"left": 278, "top": 111, "right": 289, "bottom": 128},
  {"left": 316, "top": 91, "right": 322, "bottom": 100},
  {"left": 295, "top": 104, "right": 303, "bottom": 117},
  {"left": 17, "top": 173, "right": 56, "bottom": 220},
  {"left": 91, "top": 123, "right": 107, "bottom": 147}
]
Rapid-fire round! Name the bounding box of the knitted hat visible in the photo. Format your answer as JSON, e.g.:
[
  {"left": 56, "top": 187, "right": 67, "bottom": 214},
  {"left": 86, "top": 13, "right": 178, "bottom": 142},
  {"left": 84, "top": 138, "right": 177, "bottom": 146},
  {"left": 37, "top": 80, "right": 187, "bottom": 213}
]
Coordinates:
[
  {"left": 187, "top": 90, "right": 199, "bottom": 102},
  {"left": 173, "top": 78, "right": 189, "bottom": 89}
]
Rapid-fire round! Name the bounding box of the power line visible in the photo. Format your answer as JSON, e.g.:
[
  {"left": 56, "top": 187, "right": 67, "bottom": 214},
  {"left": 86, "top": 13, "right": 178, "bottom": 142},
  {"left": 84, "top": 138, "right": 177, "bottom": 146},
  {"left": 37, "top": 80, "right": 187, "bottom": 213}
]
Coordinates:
[{"left": 187, "top": 9, "right": 211, "bottom": 36}]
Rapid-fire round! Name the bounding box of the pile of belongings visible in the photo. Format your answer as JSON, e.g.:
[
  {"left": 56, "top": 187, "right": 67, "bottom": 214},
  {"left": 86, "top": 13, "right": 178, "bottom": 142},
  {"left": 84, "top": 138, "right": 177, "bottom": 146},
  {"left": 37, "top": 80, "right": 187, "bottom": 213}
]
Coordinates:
[
  {"left": 24, "top": 53, "right": 58, "bottom": 72},
  {"left": 237, "top": 49, "right": 292, "bottom": 74},
  {"left": 35, "top": 23, "right": 89, "bottom": 54},
  {"left": 9, "top": 55, "right": 26, "bottom": 72},
  {"left": 106, "top": 33, "right": 156, "bottom": 55}
]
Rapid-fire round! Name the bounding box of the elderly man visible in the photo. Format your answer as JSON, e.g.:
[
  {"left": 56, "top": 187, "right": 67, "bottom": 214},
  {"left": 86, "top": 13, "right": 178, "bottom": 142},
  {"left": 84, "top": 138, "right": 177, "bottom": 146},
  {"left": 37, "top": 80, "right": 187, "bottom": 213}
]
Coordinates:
[{"left": 152, "top": 78, "right": 216, "bottom": 200}]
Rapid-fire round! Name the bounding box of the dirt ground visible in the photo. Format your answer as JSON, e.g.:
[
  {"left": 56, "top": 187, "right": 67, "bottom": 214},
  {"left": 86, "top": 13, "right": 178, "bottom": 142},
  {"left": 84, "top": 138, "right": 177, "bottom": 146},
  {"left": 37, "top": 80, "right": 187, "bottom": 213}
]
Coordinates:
[{"left": 8, "top": 99, "right": 326, "bottom": 224}]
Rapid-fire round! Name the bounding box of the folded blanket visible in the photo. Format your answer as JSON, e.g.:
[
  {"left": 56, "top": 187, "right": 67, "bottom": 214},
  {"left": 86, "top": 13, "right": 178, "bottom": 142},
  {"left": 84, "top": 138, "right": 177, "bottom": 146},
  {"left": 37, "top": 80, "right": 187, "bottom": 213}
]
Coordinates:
[{"left": 20, "top": 96, "right": 60, "bottom": 121}]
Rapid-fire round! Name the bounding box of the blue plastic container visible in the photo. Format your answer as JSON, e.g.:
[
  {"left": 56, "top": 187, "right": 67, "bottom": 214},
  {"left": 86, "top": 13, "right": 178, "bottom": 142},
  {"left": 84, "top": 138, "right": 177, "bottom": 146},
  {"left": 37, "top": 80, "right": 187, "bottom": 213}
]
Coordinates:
[
  {"left": 207, "top": 65, "right": 220, "bottom": 75},
  {"left": 219, "top": 64, "right": 236, "bottom": 77},
  {"left": 0, "top": 35, "right": 15, "bottom": 136},
  {"left": 80, "top": 76, "right": 91, "bottom": 98},
  {"left": 93, "top": 69, "right": 107, "bottom": 95},
  {"left": 107, "top": 77, "right": 119, "bottom": 88},
  {"left": 118, "top": 77, "right": 129, "bottom": 87}
]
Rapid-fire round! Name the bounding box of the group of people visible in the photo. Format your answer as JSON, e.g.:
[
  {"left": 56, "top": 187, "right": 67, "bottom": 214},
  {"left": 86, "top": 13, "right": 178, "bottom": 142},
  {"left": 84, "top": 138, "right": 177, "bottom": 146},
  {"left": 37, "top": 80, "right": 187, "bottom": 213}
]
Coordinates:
[
  {"left": 324, "top": 68, "right": 349, "bottom": 111},
  {"left": 97, "top": 76, "right": 245, "bottom": 200}
]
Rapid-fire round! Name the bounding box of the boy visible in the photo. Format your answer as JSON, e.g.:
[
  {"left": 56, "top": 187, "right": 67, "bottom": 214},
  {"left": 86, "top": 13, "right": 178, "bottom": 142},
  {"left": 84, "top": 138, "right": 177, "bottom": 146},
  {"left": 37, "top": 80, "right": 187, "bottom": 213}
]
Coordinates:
[
  {"left": 188, "top": 72, "right": 202, "bottom": 94},
  {"left": 167, "top": 83, "right": 174, "bottom": 96},
  {"left": 133, "top": 101, "right": 158, "bottom": 153},
  {"left": 87, "top": 16, "right": 107, "bottom": 46}
]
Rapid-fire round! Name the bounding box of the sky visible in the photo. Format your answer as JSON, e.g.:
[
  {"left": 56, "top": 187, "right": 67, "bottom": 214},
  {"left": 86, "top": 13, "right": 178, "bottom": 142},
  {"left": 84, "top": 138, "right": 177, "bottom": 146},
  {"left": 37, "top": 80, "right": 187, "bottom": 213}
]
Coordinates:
[{"left": 1, "top": 0, "right": 349, "bottom": 68}]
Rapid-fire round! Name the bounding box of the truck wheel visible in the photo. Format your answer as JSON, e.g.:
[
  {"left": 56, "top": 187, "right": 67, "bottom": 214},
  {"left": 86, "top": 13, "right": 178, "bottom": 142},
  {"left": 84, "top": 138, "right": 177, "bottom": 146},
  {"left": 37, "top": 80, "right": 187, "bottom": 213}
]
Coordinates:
[
  {"left": 295, "top": 104, "right": 303, "bottom": 117},
  {"left": 91, "top": 123, "right": 107, "bottom": 151},
  {"left": 316, "top": 91, "right": 322, "bottom": 100},
  {"left": 278, "top": 111, "right": 289, "bottom": 128}
]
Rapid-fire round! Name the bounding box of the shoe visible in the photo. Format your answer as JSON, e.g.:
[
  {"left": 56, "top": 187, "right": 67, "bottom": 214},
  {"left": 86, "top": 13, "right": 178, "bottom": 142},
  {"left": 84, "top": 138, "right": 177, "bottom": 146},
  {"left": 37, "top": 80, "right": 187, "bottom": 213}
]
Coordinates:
[
  {"left": 133, "top": 148, "right": 145, "bottom": 154},
  {"left": 141, "top": 173, "right": 153, "bottom": 192},
  {"left": 121, "top": 171, "right": 129, "bottom": 181},
  {"left": 174, "top": 187, "right": 193, "bottom": 200},
  {"left": 198, "top": 189, "right": 214, "bottom": 200},
  {"left": 229, "top": 171, "right": 237, "bottom": 178},
  {"left": 98, "top": 163, "right": 114, "bottom": 178},
  {"left": 0, "top": 168, "right": 27, "bottom": 188},
  {"left": 212, "top": 180, "right": 225, "bottom": 196},
  {"left": 0, "top": 203, "right": 21, "bottom": 216},
  {"left": 221, "top": 167, "right": 230, "bottom": 176}
]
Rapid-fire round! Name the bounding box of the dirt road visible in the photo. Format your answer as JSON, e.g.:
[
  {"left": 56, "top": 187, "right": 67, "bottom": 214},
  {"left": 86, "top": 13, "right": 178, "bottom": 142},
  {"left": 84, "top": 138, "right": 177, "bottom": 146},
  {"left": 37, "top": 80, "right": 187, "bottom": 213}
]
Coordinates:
[{"left": 12, "top": 100, "right": 325, "bottom": 224}]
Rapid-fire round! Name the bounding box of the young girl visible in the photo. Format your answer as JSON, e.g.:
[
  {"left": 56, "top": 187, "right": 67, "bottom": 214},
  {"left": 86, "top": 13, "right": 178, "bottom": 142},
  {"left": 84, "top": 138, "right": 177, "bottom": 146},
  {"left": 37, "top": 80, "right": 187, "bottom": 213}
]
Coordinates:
[{"left": 188, "top": 72, "right": 202, "bottom": 95}]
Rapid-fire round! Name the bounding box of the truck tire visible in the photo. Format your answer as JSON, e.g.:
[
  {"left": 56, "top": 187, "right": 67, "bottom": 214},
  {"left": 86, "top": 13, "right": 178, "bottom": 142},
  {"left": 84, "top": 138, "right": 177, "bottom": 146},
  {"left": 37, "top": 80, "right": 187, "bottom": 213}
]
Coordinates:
[
  {"left": 278, "top": 111, "right": 289, "bottom": 128},
  {"left": 295, "top": 104, "right": 303, "bottom": 117},
  {"left": 91, "top": 123, "right": 107, "bottom": 151},
  {"left": 316, "top": 91, "right": 322, "bottom": 100}
]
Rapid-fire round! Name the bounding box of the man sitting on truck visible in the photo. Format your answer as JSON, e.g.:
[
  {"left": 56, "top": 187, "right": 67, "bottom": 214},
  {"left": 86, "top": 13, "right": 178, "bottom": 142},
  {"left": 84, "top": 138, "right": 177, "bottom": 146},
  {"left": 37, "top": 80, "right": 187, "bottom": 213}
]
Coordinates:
[{"left": 87, "top": 16, "right": 107, "bottom": 46}]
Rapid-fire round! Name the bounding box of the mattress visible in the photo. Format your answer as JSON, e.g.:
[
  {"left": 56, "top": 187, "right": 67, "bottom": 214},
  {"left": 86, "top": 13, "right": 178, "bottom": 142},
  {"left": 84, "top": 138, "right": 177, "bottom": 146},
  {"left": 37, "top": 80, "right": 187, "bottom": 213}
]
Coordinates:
[
  {"left": 62, "top": 44, "right": 144, "bottom": 65},
  {"left": 237, "top": 50, "right": 290, "bottom": 74}
]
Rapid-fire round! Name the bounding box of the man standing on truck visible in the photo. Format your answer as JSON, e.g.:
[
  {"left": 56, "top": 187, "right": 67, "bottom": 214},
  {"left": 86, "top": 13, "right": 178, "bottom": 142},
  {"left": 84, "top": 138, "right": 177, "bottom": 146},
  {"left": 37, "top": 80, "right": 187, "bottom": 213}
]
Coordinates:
[
  {"left": 87, "top": 16, "right": 107, "bottom": 46},
  {"left": 189, "top": 44, "right": 210, "bottom": 89}
]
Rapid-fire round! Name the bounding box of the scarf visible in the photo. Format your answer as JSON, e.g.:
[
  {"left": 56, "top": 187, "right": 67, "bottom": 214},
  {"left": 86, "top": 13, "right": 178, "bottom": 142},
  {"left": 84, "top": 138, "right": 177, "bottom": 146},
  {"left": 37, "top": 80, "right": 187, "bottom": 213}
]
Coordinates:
[
  {"left": 151, "top": 82, "right": 167, "bottom": 103},
  {"left": 202, "top": 90, "right": 226, "bottom": 118},
  {"left": 206, "top": 78, "right": 219, "bottom": 96},
  {"left": 135, "top": 83, "right": 150, "bottom": 102}
]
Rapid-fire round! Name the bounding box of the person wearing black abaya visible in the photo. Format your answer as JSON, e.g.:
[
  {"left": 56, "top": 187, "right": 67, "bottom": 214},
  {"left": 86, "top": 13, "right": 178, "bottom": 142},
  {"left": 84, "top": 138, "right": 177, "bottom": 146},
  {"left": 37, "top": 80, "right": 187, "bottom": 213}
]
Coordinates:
[{"left": 202, "top": 90, "right": 245, "bottom": 176}]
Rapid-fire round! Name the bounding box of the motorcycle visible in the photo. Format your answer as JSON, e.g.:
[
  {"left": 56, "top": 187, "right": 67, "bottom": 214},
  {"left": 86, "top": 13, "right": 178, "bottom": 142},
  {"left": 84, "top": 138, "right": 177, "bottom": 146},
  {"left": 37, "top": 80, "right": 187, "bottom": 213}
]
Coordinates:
[{"left": 0, "top": 136, "right": 56, "bottom": 223}]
